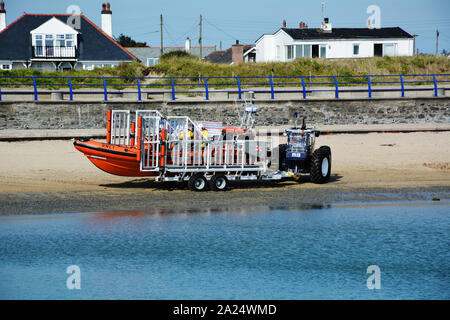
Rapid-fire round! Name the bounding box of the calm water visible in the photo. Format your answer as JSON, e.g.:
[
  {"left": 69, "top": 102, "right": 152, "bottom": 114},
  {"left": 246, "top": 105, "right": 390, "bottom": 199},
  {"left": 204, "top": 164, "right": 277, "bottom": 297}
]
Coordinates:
[{"left": 0, "top": 201, "right": 449, "bottom": 300}]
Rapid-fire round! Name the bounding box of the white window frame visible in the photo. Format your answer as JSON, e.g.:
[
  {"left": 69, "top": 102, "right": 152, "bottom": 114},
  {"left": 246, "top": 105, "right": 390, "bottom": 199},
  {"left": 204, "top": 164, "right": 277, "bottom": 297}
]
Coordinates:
[
  {"left": 383, "top": 43, "right": 396, "bottom": 57},
  {"left": 319, "top": 45, "right": 327, "bottom": 58},
  {"left": 146, "top": 58, "right": 159, "bottom": 66},
  {"left": 285, "top": 45, "right": 294, "bottom": 60},
  {"left": 1, "top": 63, "right": 12, "bottom": 70}
]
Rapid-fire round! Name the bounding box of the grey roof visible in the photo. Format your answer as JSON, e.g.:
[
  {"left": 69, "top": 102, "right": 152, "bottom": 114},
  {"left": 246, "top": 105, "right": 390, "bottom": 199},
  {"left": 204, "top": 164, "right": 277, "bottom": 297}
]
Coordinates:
[
  {"left": 0, "top": 14, "right": 136, "bottom": 61},
  {"left": 126, "top": 46, "right": 216, "bottom": 62},
  {"left": 281, "top": 27, "right": 413, "bottom": 40},
  {"left": 205, "top": 45, "right": 254, "bottom": 64}
]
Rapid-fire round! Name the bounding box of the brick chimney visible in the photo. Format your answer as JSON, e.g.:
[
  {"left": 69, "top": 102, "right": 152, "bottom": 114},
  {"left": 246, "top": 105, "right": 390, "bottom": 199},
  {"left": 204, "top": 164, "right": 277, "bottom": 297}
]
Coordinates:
[
  {"left": 231, "top": 40, "right": 244, "bottom": 64},
  {"left": 101, "top": 3, "right": 112, "bottom": 37},
  {"left": 0, "top": 2, "right": 6, "bottom": 33},
  {"left": 282, "top": 20, "right": 286, "bottom": 28}
]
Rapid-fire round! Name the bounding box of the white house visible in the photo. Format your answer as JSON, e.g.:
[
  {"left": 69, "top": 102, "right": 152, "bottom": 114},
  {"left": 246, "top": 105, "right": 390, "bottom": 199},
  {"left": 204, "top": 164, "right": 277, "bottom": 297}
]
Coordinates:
[
  {"left": 255, "top": 18, "right": 414, "bottom": 62},
  {"left": 0, "top": 2, "right": 136, "bottom": 71}
]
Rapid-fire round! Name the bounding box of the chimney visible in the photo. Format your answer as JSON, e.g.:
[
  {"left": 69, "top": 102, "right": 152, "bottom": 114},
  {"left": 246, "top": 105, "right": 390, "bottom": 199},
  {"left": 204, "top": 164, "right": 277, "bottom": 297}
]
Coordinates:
[
  {"left": 299, "top": 22, "right": 308, "bottom": 29},
  {"left": 231, "top": 40, "right": 244, "bottom": 64},
  {"left": 321, "top": 17, "right": 332, "bottom": 32},
  {"left": 0, "top": 2, "right": 6, "bottom": 33},
  {"left": 185, "top": 37, "right": 191, "bottom": 52},
  {"left": 101, "top": 3, "right": 112, "bottom": 37},
  {"left": 282, "top": 20, "right": 286, "bottom": 28}
]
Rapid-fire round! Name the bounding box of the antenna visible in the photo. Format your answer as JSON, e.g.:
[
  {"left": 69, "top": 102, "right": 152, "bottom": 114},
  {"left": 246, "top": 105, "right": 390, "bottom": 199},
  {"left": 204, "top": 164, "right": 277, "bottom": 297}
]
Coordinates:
[{"left": 321, "top": 2, "right": 325, "bottom": 22}]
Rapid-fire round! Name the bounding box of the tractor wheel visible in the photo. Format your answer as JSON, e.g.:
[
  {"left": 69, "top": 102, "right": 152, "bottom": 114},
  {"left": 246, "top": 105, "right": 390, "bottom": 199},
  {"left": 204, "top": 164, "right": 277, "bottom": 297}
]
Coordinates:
[
  {"left": 188, "top": 174, "right": 208, "bottom": 191},
  {"left": 209, "top": 174, "right": 229, "bottom": 191},
  {"left": 310, "top": 146, "right": 331, "bottom": 184}
]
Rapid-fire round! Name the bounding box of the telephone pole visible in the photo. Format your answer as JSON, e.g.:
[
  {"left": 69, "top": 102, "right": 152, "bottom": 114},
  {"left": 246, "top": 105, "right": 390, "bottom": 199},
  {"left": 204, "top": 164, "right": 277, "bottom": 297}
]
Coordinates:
[
  {"left": 199, "top": 14, "right": 202, "bottom": 59},
  {"left": 412, "top": 34, "right": 418, "bottom": 56},
  {"left": 160, "top": 14, "right": 163, "bottom": 56},
  {"left": 435, "top": 29, "right": 439, "bottom": 56}
]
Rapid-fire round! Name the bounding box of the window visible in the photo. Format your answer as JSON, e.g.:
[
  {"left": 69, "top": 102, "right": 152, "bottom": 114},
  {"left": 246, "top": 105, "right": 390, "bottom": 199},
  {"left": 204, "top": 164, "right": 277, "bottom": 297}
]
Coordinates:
[
  {"left": 146, "top": 58, "right": 159, "bottom": 66},
  {"left": 1, "top": 64, "right": 11, "bottom": 70},
  {"left": 384, "top": 43, "right": 395, "bottom": 56},
  {"left": 286, "top": 45, "right": 294, "bottom": 60},
  {"left": 320, "top": 45, "right": 326, "bottom": 58},
  {"left": 295, "top": 45, "right": 303, "bottom": 58},
  {"left": 276, "top": 45, "right": 281, "bottom": 59},
  {"left": 303, "top": 45, "right": 311, "bottom": 58},
  {"left": 353, "top": 44, "right": 360, "bottom": 55}
]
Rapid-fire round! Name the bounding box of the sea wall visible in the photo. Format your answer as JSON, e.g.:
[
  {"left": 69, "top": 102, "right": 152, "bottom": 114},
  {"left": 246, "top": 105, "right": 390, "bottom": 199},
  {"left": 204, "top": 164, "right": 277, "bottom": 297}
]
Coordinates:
[{"left": 0, "top": 97, "right": 449, "bottom": 130}]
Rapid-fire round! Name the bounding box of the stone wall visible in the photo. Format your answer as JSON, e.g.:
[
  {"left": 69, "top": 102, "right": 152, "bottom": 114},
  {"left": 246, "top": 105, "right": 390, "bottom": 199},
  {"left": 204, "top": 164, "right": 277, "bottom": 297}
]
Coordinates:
[{"left": 0, "top": 97, "right": 449, "bottom": 130}]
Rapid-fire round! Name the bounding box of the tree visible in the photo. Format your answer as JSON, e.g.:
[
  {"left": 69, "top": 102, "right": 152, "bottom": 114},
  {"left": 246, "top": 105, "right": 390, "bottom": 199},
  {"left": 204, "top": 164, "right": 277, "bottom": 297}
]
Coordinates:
[{"left": 115, "top": 34, "right": 147, "bottom": 47}]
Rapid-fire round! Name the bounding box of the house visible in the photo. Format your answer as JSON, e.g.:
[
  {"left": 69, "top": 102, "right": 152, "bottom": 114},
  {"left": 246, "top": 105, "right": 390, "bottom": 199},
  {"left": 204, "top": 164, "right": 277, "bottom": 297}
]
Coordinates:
[
  {"left": 205, "top": 41, "right": 255, "bottom": 64},
  {"left": 127, "top": 38, "right": 216, "bottom": 66},
  {"left": 255, "top": 18, "right": 414, "bottom": 62},
  {"left": 0, "top": 2, "right": 136, "bottom": 71}
]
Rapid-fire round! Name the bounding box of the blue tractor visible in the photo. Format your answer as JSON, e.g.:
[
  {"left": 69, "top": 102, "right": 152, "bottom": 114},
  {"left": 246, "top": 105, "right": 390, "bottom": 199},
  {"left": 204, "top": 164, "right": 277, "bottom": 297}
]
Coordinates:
[{"left": 278, "top": 116, "right": 331, "bottom": 183}]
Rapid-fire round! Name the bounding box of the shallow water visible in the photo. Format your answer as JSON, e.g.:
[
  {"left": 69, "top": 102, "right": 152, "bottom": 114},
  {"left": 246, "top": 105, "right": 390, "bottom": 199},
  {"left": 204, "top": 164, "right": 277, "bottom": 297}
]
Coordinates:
[{"left": 0, "top": 201, "right": 449, "bottom": 299}]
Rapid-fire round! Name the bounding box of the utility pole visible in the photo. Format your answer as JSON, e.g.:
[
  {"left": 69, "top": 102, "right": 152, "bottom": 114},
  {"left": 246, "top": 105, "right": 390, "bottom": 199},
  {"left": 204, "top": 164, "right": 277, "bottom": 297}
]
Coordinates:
[
  {"left": 220, "top": 40, "right": 222, "bottom": 51},
  {"left": 412, "top": 34, "right": 418, "bottom": 56},
  {"left": 160, "top": 14, "right": 163, "bottom": 56},
  {"left": 199, "top": 14, "right": 202, "bottom": 59},
  {"left": 435, "top": 29, "right": 439, "bottom": 56}
]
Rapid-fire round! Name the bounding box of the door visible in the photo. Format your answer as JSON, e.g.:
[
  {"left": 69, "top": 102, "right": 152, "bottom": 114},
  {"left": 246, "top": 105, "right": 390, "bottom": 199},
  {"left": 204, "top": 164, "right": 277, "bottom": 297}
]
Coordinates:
[
  {"left": 374, "top": 43, "right": 383, "bottom": 57},
  {"left": 140, "top": 116, "right": 164, "bottom": 171},
  {"left": 312, "top": 45, "right": 319, "bottom": 58}
]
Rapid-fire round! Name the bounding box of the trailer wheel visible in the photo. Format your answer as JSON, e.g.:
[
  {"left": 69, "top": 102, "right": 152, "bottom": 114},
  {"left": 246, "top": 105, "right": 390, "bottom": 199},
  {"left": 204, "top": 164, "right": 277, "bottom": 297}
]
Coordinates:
[
  {"left": 209, "top": 175, "right": 229, "bottom": 191},
  {"left": 188, "top": 174, "right": 208, "bottom": 191},
  {"left": 310, "top": 146, "right": 331, "bottom": 184}
]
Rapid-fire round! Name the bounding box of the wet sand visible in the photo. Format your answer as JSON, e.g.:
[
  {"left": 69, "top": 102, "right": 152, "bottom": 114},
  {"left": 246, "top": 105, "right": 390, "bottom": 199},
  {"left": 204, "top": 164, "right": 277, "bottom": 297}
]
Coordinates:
[{"left": 0, "top": 132, "right": 449, "bottom": 215}]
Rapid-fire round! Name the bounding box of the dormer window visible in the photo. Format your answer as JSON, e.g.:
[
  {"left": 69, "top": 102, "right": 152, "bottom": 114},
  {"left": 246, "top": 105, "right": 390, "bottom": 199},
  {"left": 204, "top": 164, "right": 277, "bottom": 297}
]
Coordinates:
[{"left": 30, "top": 17, "right": 79, "bottom": 59}]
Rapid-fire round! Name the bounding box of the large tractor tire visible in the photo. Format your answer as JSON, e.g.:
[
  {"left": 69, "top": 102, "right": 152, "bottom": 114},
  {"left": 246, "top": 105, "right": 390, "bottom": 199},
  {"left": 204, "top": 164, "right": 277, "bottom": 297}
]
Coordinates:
[{"left": 310, "top": 146, "right": 331, "bottom": 184}]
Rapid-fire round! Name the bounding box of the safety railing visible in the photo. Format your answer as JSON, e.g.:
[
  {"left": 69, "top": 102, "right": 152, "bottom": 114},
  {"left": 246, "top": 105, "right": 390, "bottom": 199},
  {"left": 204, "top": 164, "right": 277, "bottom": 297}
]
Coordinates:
[{"left": 0, "top": 73, "right": 448, "bottom": 101}]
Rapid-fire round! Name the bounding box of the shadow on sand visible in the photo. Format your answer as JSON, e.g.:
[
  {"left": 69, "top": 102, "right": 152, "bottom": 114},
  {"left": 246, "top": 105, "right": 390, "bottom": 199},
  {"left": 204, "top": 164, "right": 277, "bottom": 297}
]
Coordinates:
[{"left": 99, "top": 173, "right": 343, "bottom": 191}]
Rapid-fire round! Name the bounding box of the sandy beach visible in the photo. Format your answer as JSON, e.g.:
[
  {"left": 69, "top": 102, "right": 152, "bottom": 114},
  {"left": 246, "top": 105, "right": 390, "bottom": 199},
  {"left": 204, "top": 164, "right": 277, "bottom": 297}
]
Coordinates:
[{"left": 0, "top": 131, "right": 449, "bottom": 215}]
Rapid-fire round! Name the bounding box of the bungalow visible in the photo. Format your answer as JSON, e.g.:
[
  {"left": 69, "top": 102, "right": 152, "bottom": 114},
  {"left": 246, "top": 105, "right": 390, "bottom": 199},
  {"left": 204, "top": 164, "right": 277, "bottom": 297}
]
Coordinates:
[
  {"left": 255, "top": 18, "right": 414, "bottom": 62},
  {"left": 0, "top": 2, "right": 136, "bottom": 71}
]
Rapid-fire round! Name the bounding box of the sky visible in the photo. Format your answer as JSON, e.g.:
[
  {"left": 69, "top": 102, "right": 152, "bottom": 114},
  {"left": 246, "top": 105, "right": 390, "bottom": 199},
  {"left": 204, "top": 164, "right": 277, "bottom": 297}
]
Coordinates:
[{"left": 3, "top": 0, "right": 450, "bottom": 54}]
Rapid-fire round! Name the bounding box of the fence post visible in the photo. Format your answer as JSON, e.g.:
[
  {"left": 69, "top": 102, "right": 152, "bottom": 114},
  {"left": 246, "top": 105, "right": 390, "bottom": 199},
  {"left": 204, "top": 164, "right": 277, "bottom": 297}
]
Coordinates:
[
  {"left": 136, "top": 77, "right": 142, "bottom": 101},
  {"left": 269, "top": 76, "right": 274, "bottom": 100},
  {"left": 32, "top": 76, "right": 38, "bottom": 101},
  {"left": 170, "top": 77, "right": 176, "bottom": 100},
  {"left": 333, "top": 76, "right": 339, "bottom": 99},
  {"left": 204, "top": 77, "right": 209, "bottom": 100},
  {"left": 67, "top": 77, "right": 73, "bottom": 101},
  {"left": 236, "top": 76, "right": 242, "bottom": 100},
  {"left": 399, "top": 75, "right": 405, "bottom": 98},
  {"left": 367, "top": 75, "right": 372, "bottom": 98},
  {"left": 301, "top": 76, "right": 306, "bottom": 99},
  {"left": 430, "top": 74, "right": 438, "bottom": 100},
  {"left": 102, "top": 77, "right": 108, "bottom": 101}
]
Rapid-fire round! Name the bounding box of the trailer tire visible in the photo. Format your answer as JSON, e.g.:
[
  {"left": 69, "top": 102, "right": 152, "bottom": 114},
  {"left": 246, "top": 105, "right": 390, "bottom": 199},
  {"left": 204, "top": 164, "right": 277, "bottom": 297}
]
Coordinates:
[
  {"left": 209, "top": 175, "right": 229, "bottom": 191},
  {"left": 310, "top": 146, "right": 331, "bottom": 184},
  {"left": 188, "top": 174, "right": 208, "bottom": 191}
]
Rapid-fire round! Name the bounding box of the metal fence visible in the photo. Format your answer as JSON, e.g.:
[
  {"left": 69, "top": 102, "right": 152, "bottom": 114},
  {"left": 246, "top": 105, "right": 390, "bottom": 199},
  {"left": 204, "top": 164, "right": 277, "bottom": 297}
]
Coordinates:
[{"left": 0, "top": 73, "right": 449, "bottom": 101}]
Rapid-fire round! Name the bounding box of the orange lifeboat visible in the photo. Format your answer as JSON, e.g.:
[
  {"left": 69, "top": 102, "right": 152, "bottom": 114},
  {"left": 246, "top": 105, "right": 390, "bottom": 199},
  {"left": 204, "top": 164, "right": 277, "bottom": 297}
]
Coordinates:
[{"left": 73, "top": 138, "right": 158, "bottom": 177}]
